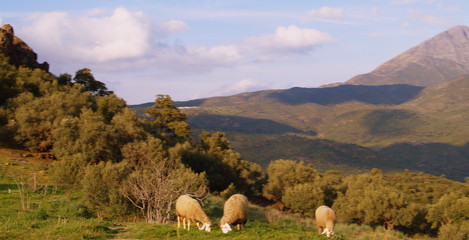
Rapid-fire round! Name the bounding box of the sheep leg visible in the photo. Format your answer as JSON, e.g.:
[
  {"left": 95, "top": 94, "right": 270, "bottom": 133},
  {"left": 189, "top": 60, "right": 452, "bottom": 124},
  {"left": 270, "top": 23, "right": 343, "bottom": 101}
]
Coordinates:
[
  {"left": 188, "top": 219, "right": 191, "bottom": 231},
  {"left": 177, "top": 216, "right": 180, "bottom": 229}
]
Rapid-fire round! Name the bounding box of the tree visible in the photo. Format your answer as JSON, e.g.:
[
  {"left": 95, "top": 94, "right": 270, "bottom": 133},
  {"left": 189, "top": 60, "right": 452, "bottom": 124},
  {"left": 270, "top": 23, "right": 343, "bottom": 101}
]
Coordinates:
[
  {"left": 282, "top": 182, "right": 324, "bottom": 215},
  {"left": 427, "top": 192, "right": 469, "bottom": 229},
  {"left": 0, "top": 54, "right": 17, "bottom": 106},
  {"left": 320, "top": 170, "right": 343, "bottom": 207},
  {"left": 52, "top": 108, "right": 118, "bottom": 163},
  {"left": 145, "top": 94, "right": 190, "bottom": 143},
  {"left": 73, "top": 68, "right": 113, "bottom": 96},
  {"left": 48, "top": 153, "right": 89, "bottom": 193},
  {"left": 182, "top": 131, "right": 265, "bottom": 195},
  {"left": 333, "top": 169, "right": 418, "bottom": 231},
  {"left": 437, "top": 221, "right": 469, "bottom": 240},
  {"left": 95, "top": 94, "right": 127, "bottom": 123},
  {"left": 121, "top": 137, "right": 208, "bottom": 223},
  {"left": 82, "top": 161, "right": 132, "bottom": 219},
  {"left": 263, "top": 159, "right": 319, "bottom": 202},
  {"left": 13, "top": 86, "right": 94, "bottom": 151}
]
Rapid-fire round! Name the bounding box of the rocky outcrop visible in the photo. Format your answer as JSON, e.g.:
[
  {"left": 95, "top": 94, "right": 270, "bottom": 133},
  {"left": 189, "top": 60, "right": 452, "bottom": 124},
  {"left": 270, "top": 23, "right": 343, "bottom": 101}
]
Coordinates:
[
  {"left": 0, "top": 24, "right": 49, "bottom": 71},
  {"left": 346, "top": 25, "right": 469, "bottom": 87}
]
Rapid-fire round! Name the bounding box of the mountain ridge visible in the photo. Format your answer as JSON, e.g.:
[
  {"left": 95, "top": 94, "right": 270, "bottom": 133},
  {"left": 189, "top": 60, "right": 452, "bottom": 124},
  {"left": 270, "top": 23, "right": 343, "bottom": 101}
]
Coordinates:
[
  {"left": 346, "top": 25, "right": 469, "bottom": 86},
  {"left": 130, "top": 25, "right": 469, "bottom": 181}
]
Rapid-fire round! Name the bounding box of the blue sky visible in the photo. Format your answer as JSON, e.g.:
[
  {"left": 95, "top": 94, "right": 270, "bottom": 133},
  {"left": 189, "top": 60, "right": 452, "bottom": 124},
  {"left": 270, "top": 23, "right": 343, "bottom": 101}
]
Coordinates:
[{"left": 1, "top": 0, "right": 468, "bottom": 104}]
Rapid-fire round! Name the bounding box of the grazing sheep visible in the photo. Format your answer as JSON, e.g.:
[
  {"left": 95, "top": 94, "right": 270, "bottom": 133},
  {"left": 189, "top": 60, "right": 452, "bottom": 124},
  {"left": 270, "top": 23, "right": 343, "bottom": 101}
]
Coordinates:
[
  {"left": 175, "top": 195, "right": 211, "bottom": 232},
  {"left": 220, "top": 194, "right": 249, "bottom": 234},
  {"left": 315, "top": 205, "right": 336, "bottom": 237}
]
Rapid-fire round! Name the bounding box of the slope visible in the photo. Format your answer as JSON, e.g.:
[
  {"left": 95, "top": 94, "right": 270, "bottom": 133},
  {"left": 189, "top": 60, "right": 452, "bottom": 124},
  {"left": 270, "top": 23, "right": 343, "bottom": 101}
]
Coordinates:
[
  {"left": 319, "top": 75, "right": 469, "bottom": 147},
  {"left": 346, "top": 25, "right": 469, "bottom": 86}
]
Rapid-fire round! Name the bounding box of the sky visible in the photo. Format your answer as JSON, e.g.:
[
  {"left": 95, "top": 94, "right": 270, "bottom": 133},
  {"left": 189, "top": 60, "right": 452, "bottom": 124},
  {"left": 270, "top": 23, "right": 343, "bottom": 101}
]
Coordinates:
[{"left": 1, "top": 0, "right": 468, "bottom": 104}]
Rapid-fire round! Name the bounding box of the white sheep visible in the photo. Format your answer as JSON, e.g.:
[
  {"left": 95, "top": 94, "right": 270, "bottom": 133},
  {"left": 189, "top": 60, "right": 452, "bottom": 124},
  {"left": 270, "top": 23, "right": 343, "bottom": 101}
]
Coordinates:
[
  {"left": 315, "top": 205, "right": 336, "bottom": 237},
  {"left": 175, "top": 194, "right": 211, "bottom": 232},
  {"left": 220, "top": 194, "right": 249, "bottom": 234}
]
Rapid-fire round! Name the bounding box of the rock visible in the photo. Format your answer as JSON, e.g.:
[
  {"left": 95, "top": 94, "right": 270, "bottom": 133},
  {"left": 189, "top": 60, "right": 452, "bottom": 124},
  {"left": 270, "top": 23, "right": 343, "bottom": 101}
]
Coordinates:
[{"left": 0, "top": 24, "right": 49, "bottom": 71}]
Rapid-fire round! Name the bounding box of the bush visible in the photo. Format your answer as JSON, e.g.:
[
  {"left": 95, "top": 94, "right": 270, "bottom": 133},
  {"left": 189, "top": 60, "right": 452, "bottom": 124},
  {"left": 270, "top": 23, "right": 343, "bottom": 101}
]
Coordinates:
[{"left": 437, "top": 221, "right": 469, "bottom": 240}]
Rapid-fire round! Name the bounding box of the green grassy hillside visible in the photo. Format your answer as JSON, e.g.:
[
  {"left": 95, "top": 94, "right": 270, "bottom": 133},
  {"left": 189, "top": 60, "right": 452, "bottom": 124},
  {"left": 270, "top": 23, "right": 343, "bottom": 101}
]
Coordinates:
[
  {"left": 130, "top": 77, "right": 469, "bottom": 181},
  {"left": 1, "top": 147, "right": 443, "bottom": 240}
]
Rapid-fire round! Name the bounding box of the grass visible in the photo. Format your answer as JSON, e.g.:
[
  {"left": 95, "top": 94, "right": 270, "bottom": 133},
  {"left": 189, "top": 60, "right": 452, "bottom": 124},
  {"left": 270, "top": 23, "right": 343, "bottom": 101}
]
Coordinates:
[
  {"left": 0, "top": 149, "right": 430, "bottom": 240},
  {"left": 0, "top": 176, "right": 338, "bottom": 240}
]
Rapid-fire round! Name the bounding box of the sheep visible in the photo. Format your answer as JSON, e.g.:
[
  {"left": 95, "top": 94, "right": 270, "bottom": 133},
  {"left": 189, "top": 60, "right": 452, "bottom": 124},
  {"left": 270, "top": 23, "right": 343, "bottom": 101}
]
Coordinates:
[
  {"left": 175, "top": 194, "right": 211, "bottom": 232},
  {"left": 220, "top": 194, "right": 249, "bottom": 234},
  {"left": 315, "top": 205, "right": 336, "bottom": 237}
]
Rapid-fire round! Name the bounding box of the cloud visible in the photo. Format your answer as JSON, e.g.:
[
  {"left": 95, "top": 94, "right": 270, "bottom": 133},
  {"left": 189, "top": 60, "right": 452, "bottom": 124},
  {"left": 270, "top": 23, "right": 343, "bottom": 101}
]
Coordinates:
[
  {"left": 146, "top": 44, "right": 242, "bottom": 74},
  {"left": 16, "top": 8, "right": 332, "bottom": 77},
  {"left": 390, "top": 0, "right": 437, "bottom": 5},
  {"left": 390, "top": 0, "right": 419, "bottom": 5},
  {"left": 21, "top": 8, "right": 152, "bottom": 63},
  {"left": 408, "top": 10, "right": 449, "bottom": 26},
  {"left": 308, "top": 7, "right": 344, "bottom": 19},
  {"left": 18, "top": 7, "right": 241, "bottom": 74},
  {"left": 155, "top": 20, "right": 189, "bottom": 36},
  {"left": 210, "top": 79, "right": 269, "bottom": 96},
  {"left": 245, "top": 25, "right": 336, "bottom": 57}
]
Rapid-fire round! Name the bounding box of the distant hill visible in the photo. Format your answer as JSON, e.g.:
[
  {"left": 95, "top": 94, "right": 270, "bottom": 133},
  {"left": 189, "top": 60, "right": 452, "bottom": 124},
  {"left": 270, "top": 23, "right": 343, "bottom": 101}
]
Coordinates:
[
  {"left": 346, "top": 25, "right": 469, "bottom": 86},
  {"left": 131, "top": 26, "right": 469, "bottom": 181},
  {"left": 131, "top": 77, "right": 469, "bottom": 181},
  {"left": 320, "top": 75, "right": 469, "bottom": 147},
  {"left": 225, "top": 133, "right": 396, "bottom": 174}
]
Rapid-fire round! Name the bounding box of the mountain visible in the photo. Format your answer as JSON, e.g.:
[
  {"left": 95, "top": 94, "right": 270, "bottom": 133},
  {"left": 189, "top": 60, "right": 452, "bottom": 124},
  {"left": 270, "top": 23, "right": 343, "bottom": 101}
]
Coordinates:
[
  {"left": 0, "top": 24, "right": 49, "bottom": 71},
  {"left": 346, "top": 25, "right": 469, "bottom": 86},
  {"left": 131, "top": 26, "right": 469, "bottom": 181}
]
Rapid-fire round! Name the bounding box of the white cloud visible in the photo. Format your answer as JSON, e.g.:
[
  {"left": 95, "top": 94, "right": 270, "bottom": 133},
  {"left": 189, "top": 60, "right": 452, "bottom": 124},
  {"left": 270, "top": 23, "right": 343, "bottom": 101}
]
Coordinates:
[
  {"left": 210, "top": 79, "right": 269, "bottom": 96},
  {"left": 21, "top": 8, "right": 152, "bottom": 63},
  {"left": 245, "top": 25, "right": 336, "bottom": 57},
  {"left": 16, "top": 8, "right": 333, "bottom": 78},
  {"left": 148, "top": 44, "right": 242, "bottom": 74},
  {"left": 390, "top": 0, "right": 419, "bottom": 5},
  {"left": 18, "top": 7, "right": 241, "bottom": 74},
  {"left": 156, "top": 20, "right": 189, "bottom": 36},
  {"left": 308, "top": 7, "right": 344, "bottom": 19},
  {"left": 408, "top": 10, "right": 449, "bottom": 26}
]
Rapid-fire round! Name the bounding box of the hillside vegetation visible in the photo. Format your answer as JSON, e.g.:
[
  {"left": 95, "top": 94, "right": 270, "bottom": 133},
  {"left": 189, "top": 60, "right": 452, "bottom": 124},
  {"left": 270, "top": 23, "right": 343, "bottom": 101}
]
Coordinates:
[
  {"left": 1, "top": 23, "right": 469, "bottom": 239},
  {"left": 146, "top": 76, "right": 469, "bottom": 181},
  {"left": 1, "top": 53, "right": 467, "bottom": 238},
  {"left": 129, "top": 26, "right": 469, "bottom": 182}
]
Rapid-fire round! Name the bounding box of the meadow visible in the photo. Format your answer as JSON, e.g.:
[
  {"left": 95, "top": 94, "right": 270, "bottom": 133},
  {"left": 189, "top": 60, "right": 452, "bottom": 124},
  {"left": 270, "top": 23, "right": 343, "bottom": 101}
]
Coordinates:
[{"left": 0, "top": 157, "right": 412, "bottom": 240}]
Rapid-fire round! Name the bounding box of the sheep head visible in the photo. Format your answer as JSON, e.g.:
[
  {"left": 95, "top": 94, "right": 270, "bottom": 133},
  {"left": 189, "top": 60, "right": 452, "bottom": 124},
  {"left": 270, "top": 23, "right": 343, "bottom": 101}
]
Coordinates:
[
  {"left": 198, "top": 223, "right": 211, "bottom": 232},
  {"left": 322, "top": 228, "right": 335, "bottom": 237},
  {"left": 221, "top": 223, "right": 232, "bottom": 234}
]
